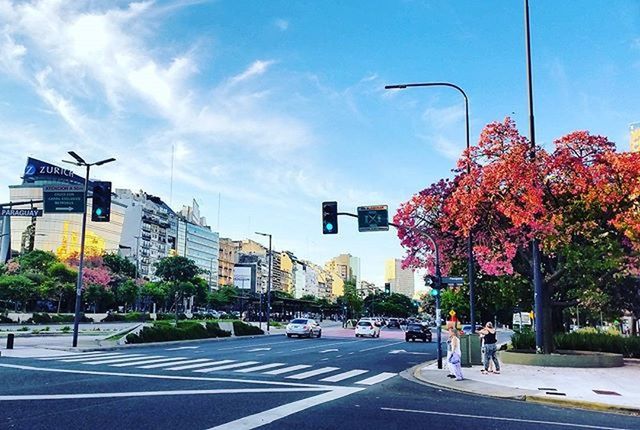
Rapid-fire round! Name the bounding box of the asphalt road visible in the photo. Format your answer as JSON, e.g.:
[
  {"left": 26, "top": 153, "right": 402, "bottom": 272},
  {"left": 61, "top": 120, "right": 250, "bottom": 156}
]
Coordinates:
[{"left": 0, "top": 327, "right": 638, "bottom": 430}]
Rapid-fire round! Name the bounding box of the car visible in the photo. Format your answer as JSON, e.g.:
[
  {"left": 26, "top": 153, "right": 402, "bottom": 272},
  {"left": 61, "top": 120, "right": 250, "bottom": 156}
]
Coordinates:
[
  {"left": 286, "top": 318, "right": 322, "bottom": 338},
  {"left": 355, "top": 320, "right": 380, "bottom": 338},
  {"left": 387, "top": 318, "right": 401, "bottom": 328},
  {"left": 405, "top": 323, "right": 432, "bottom": 342},
  {"left": 460, "top": 324, "right": 483, "bottom": 335}
]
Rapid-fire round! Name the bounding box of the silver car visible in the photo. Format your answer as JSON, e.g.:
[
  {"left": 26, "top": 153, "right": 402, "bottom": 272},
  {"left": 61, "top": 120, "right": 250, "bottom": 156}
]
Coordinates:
[{"left": 286, "top": 318, "right": 322, "bottom": 338}]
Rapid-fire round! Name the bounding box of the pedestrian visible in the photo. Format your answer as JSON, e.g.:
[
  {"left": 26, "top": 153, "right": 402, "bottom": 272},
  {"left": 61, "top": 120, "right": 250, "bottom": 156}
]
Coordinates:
[
  {"left": 477, "top": 322, "right": 500, "bottom": 374},
  {"left": 447, "top": 327, "right": 464, "bottom": 381}
]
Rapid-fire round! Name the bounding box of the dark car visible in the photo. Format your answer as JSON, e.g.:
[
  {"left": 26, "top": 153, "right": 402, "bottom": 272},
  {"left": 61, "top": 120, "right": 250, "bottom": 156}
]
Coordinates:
[
  {"left": 387, "top": 318, "right": 401, "bottom": 328},
  {"left": 405, "top": 323, "right": 432, "bottom": 342}
]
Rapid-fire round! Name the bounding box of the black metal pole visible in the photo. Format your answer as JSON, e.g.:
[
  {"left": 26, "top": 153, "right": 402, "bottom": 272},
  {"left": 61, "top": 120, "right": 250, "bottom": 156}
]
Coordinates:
[
  {"left": 434, "top": 239, "right": 443, "bottom": 369},
  {"left": 72, "top": 164, "right": 90, "bottom": 348},
  {"left": 384, "top": 82, "right": 475, "bottom": 330},
  {"left": 267, "top": 235, "right": 272, "bottom": 333},
  {"left": 525, "top": 0, "right": 545, "bottom": 354}
]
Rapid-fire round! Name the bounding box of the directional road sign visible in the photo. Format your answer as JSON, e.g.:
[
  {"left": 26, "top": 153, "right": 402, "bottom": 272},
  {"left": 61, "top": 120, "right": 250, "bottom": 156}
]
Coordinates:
[
  {"left": 0, "top": 208, "right": 43, "bottom": 217},
  {"left": 357, "top": 205, "right": 389, "bottom": 232},
  {"left": 43, "top": 185, "right": 85, "bottom": 214},
  {"left": 441, "top": 277, "right": 464, "bottom": 285}
]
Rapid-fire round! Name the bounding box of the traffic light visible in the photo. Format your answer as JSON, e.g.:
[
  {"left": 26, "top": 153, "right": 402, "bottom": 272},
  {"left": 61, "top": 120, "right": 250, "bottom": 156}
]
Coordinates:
[
  {"left": 322, "top": 201, "right": 338, "bottom": 234},
  {"left": 430, "top": 288, "right": 440, "bottom": 297},
  {"left": 91, "top": 181, "right": 112, "bottom": 222},
  {"left": 384, "top": 282, "right": 391, "bottom": 294}
]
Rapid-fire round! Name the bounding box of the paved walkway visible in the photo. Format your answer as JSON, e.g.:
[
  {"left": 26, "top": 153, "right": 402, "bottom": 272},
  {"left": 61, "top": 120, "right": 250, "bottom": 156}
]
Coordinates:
[{"left": 414, "top": 357, "right": 640, "bottom": 414}]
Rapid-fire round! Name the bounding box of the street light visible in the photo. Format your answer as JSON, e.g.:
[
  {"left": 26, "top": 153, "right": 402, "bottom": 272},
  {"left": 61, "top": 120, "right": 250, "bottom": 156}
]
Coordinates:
[
  {"left": 385, "top": 82, "right": 477, "bottom": 335},
  {"left": 255, "top": 232, "right": 272, "bottom": 333},
  {"left": 62, "top": 151, "right": 115, "bottom": 348}
]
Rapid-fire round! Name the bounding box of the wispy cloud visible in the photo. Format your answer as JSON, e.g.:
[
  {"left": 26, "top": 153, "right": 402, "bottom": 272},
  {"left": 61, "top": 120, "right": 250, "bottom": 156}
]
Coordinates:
[
  {"left": 417, "top": 104, "right": 467, "bottom": 160},
  {"left": 274, "top": 18, "right": 289, "bottom": 31},
  {"left": 228, "top": 60, "right": 276, "bottom": 86}
]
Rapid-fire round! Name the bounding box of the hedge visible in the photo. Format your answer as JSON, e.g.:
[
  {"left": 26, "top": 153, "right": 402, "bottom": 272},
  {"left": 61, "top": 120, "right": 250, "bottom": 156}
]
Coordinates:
[
  {"left": 156, "top": 312, "right": 188, "bottom": 321},
  {"left": 102, "top": 312, "right": 150, "bottom": 322},
  {"left": 233, "top": 321, "right": 264, "bottom": 336},
  {"left": 26, "top": 313, "right": 92, "bottom": 324},
  {"left": 125, "top": 321, "right": 231, "bottom": 344},
  {"left": 511, "top": 330, "right": 640, "bottom": 358}
]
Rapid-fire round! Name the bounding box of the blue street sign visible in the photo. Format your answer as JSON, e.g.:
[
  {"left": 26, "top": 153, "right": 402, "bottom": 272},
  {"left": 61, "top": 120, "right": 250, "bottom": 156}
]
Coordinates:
[
  {"left": 43, "top": 185, "right": 85, "bottom": 214},
  {"left": 0, "top": 208, "right": 43, "bottom": 217},
  {"left": 357, "top": 205, "right": 389, "bottom": 232}
]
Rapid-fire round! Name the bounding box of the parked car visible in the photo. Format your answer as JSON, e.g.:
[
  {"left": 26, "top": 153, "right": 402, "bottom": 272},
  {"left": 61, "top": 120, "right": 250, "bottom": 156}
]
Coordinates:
[
  {"left": 387, "top": 318, "right": 401, "bottom": 328},
  {"left": 355, "top": 321, "right": 380, "bottom": 338},
  {"left": 286, "top": 318, "right": 322, "bottom": 338},
  {"left": 405, "top": 323, "right": 432, "bottom": 342}
]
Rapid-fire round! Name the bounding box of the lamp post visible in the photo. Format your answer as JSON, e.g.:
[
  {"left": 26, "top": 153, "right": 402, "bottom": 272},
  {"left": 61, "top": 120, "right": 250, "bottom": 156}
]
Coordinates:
[
  {"left": 524, "top": 0, "right": 545, "bottom": 353},
  {"left": 62, "top": 151, "right": 115, "bottom": 348},
  {"left": 385, "top": 82, "right": 476, "bottom": 333},
  {"left": 255, "top": 232, "right": 272, "bottom": 333}
]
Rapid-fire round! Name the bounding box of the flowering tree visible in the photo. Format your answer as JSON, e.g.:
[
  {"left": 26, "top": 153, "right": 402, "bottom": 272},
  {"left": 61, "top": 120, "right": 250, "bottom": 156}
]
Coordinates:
[{"left": 395, "top": 118, "right": 640, "bottom": 349}]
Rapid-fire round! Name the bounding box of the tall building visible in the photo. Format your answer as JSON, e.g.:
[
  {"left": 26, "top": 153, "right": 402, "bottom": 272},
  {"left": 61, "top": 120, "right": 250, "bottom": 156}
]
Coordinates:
[
  {"left": 327, "top": 253, "right": 360, "bottom": 283},
  {"left": 235, "top": 239, "right": 268, "bottom": 292},
  {"left": 218, "top": 237, "right": 237, "bottom": 287},
  {"left": 115, "top": 189, "right": 172, "bottom": 279},
  {"left": 384, "top": 258, "right": 415, "bottom": 298},
  {"left": 174, "top": 217, "right": 219, "bottom": 289},
  {"left": 358, "top": 280, "right": 379, "bottom": 298},
  {"left": 631, "top": 122, "right": 640, "bottom": 153},
  {"left": 4, "top": 158, "right": 125, "bottom": 261}
]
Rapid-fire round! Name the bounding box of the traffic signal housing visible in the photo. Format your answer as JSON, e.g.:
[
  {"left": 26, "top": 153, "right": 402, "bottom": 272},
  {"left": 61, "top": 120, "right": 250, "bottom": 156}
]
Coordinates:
[
  {"left": 91, "top": 181, "right": 112, "bottom": 222},
  {"left": 322, "top": 201, "right": 338, "bottom": 234},
  {"left": 384, "top": 282, "right": 391, "bottom": 294}
]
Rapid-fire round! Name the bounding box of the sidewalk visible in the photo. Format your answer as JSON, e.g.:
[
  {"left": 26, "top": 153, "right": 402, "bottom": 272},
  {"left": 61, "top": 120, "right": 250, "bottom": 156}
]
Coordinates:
[{"left": 414, "top": 358, "right": 640, "bottom": 414}]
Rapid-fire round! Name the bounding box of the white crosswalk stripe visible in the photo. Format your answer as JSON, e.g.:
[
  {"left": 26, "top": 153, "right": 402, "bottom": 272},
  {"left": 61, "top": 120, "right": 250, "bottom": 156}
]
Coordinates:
[
  {"left": 319, "top": 369, "right": 369, "bottom": 382},
  {"left": 193, "top": 361, "right": 260, "bottom": 373},
  {"left": 286, "top": 367, "right": 340, "bottom": 380},
  {"left": 136, "top": 358, "right": 193, "bottom": 369},
  {"left": 39, "top": 352, "right": 115, "bottom": 361},
  {"left": 110, "top": 357, "right": 186, "bottom": 367},
  {"left": 165, "top": 360, "right": 236, "bottom": 371},
  {"left": 85, "top": 355, "right": 165, "bottom": 365},
  {"left": 354, "top": 372, "right": 397, "bottom": 385},
  {"left": 137, "top": 358, "right": 210, "bottom": 369},
  {"left": 234, "top": 363, "right": 286, "bottom": 373},
  {"left": 262, "top": 364, "right": 311, "bottom": 375},
  {"left": 60, "top": 353, "right": 126, "bottom": 362}
]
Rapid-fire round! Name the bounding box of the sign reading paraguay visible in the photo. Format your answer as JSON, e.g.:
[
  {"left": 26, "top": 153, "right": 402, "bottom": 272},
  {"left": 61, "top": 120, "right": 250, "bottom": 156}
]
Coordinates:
[
  {"left": 357, "top": 205, "right": 389, "bottom": 232},
  {"left": 0, "top": 208, "right": 43, "bottom": 217},
  {"left": 43, "top": 185, "right": 85, "bottom": 214}
]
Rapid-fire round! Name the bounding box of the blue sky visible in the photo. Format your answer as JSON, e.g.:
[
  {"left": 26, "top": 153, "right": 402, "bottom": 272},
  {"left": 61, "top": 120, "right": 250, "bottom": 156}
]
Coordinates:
[{"left": 0, "top": 0, "right": 639, "bottom": 287}]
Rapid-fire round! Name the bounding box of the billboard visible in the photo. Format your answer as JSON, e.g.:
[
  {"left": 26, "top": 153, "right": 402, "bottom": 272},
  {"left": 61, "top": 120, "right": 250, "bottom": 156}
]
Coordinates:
[
  {"left": 631, "top": 123, "right": 640, "bottom": 153},
  {"left": 234, "top": 265, "right": 254, "bottom": 291}
]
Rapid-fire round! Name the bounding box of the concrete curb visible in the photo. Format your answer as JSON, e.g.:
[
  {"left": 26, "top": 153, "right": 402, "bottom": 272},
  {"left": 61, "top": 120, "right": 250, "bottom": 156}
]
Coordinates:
[{"left": 410, "top": 360, "right": 640, "bottom": 415}]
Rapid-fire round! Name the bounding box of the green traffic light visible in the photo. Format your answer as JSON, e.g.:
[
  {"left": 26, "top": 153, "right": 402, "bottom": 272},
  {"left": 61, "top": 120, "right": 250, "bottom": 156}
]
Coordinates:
[
  {"left": 326, "top": 223, "right": 333, "bottom": 231},
  {"left": 430, "top": 289, "right": 440, "bottom": 296},
  {"left": 96, "top": 208, "right": 102, "bottom": 216}
]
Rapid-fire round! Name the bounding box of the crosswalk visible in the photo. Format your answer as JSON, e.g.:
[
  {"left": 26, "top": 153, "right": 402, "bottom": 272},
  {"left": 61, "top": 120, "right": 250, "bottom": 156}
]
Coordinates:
[{"left": 33, "top": 352, "right": 397, "bottom": 386}]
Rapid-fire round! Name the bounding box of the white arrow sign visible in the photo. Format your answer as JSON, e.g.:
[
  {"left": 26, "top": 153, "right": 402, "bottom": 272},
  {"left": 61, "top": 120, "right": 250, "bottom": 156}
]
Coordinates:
[
  {"left": 389, "top": 349, "right": 431, "bottom": 355},
  {"left": 248, "top": 347, "right": 272, "bottom": 352},
  {"left": 57, "top": 207, "right": 75, "bottom": 211},
  {"left": 319, "top": 349, "right": 339, "bottom": 353}
]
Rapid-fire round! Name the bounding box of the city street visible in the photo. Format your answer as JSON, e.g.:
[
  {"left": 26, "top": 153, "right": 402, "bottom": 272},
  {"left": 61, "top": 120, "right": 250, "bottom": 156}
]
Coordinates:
[{"left": 1, "top": 330, "right": 639, "bottom": 430}]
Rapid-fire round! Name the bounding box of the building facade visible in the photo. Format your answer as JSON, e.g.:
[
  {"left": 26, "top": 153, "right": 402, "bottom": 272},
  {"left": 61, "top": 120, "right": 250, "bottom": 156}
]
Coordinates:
[
  {"left": 384, "top": 258, "right": 415, "bottom": 298},
  {"left": 174, "top": 217, "right": 219, "bottom": 289},
  {"left": 218, "top": 237, "right": 236, "bottom": 287}
]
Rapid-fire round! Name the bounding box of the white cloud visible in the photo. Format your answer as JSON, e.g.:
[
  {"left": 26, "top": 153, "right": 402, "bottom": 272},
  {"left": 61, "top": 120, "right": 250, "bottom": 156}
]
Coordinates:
[
  {"left": 228, "top": 60, "right": 276, "bottom": 86},
  {"left": 274, "top": 18, "right": 289, "bottom": 31},
  {"left": 418, "top": 104, "right": 467, "bottom": 160}
]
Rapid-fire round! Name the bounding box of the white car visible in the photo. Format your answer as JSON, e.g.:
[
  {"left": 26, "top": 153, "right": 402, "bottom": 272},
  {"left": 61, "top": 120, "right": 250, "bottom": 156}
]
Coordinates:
[
  {"left": 355, "top": 321, "right": 380, "bottom": 338},
  {"left": 286, "top": 318, "right": 322, "bottom": 338}
]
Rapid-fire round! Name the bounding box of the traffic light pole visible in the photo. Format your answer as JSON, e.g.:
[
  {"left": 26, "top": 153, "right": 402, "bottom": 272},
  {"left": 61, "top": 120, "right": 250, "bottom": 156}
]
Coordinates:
[{"left": 72, "top": 164, "right": 91, "bottom": 348}]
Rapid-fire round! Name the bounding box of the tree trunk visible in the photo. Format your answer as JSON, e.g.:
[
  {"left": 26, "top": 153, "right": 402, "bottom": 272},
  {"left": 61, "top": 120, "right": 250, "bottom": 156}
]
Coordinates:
[
  {"left": 542, "top": 287, "right": 555, "bottom": 353},
  {"left": 57, "top": 293, "right": 62, "bottom": 314}
]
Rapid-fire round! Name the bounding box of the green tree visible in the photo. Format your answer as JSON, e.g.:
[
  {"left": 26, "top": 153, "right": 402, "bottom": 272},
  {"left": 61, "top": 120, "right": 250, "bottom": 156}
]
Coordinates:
[
  {"left": 103, "top": 253, "right": 136, "bottom": 278},
  {"left": 207, "top": 285, "right": 236, "bottom": 309},
  {"left": 140, "top": 281, "right": 169, "bottom": 311},
  {"left": 44, "top": 262, "right": 77, "bottom": 313},
  {"left": 340, "top": 278, "right": 363, "bottom": 318},
  {"left": 0, "top": 275, "right": 37, "bottom": 311},
  {"left": 18, "top": 250, "right": 58, "bottom": 273},
  {"left": 155, "top": 256, "right": 201, "bottom": 320},
  {"left": 115, "top": 279, "right": 139, "bottom": 311}
]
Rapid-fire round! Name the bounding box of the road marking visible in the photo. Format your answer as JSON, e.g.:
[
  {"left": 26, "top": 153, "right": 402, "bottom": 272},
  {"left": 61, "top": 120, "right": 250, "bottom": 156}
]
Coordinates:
[
  {"left": 355, "top": 372, "right": 397, "bottom": 385},
  {"left": 359, "top": 341, "right": 406, "bottom": 352},
  {"left": 85, "top": 355, "right": 166, "bottom": 365},
  {"left": 389, "top": 349, "right": 431, "bottom": 355},
  {"left": 290, "top": 340, "right": 352, "bottom": 352},
  {"left": 110, "top": 357, "right": 193, "bottom": 367},
  {"left": 0, "top": 387, "right": 328, "bottom": 401},
  {"left": 320, "top": 369, "right": 369, "bottom": 383},
  {"left": 319, "top": 349, "right": 338, "bottom": 353},
  {"left": 136, "top": 357, "right": 192, "bottom": 368},
  {"left": 38, "top": 352, "right": 112, "bottom": 360},
  {"left": 208, "top": 387, "right": 364, "bottom": 430},
  {"left": 216, "top": 340, "right": 292, "bottom": 351},
  {"left": 138, "top": 358, "right": 210, "bottom": 369},
  {"left": 166, "top": 360, "right": 235, "bottom": 371},
  {"left": 248, "top": 347, "right": 271, "bottom": 352},
  {"left": 263, "top": 364, "right": 311, "bottom": 375},
  {"left": 286, "top": 367, "right": 339, "bottom": 380},
  {"left": 234, "top": 363, "right": 286, "bottom": 373},
  {"left": 379, "top": 407, "right": 636, "bottom": 430},
  {"left": 165, "top": 346, "right": 199, "bottom": 351},
  {"left": 0, "top": 363, "right": 335, "bottom": 389},
  {"left": 194, "top": 361, "right": 260, "bottom": 373},
  {"left": 59, "top": 353, "right": 128, "bottom": 362}
]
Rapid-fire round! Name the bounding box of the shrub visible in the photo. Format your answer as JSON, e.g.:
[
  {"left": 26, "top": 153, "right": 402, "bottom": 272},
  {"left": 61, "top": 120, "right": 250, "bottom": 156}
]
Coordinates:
[
  {"left": 102, "top": 312, "right": 150, "bottom": 323},
  {"left": 155, "top": 313, "right": 187, "bottom": 321},
  {"left": 61, "top": 326, "right": 71, "bottom": 332},
  {"left": 125, "top": 321, "right": 231, "bottom": 344},
  {"left": 17, "top": 326, "right": 29, "bottom": 331},
  {"left": 0, "top": 314, "right": 13, "bottom": 324},
  {"left": 232, "top": 321, "right": 264, "bottom": 336},
  {"left": 511, "top": 329, "right": 535, "bottom": 350},
  {"left": 27, "top": 313, "right": 91, "bottom": 324},
  {"left": 554, "top": 332, "right": 640, "bottom": 358}
]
